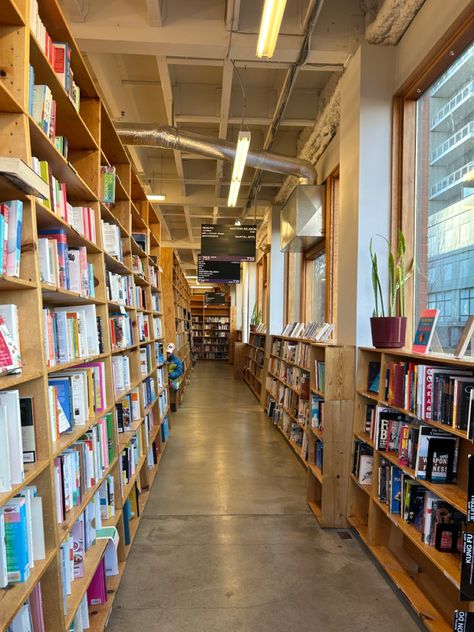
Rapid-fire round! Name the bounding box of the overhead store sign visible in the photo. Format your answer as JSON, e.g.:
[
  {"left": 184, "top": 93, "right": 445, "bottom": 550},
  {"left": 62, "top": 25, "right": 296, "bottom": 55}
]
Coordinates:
[
  {"left": 198, "top": 255, "right": 240, "bottom": 284},
  {"left": 200, "top": 224, "right": 256, "bottom": 262},
  {"left": 204, "top": 292, "right": 227, "bottom": 305}
]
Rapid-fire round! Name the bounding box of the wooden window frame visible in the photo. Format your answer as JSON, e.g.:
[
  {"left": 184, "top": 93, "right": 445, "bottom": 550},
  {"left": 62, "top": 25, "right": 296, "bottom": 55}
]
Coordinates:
[{"left": 391, "top": 8, "right": 474, "bottom": 343}]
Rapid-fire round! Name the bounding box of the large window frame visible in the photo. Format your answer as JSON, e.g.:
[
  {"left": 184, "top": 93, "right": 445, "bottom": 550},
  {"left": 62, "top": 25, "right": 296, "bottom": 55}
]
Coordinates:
[{"left": 392, "top": 11, "right": 474, "bottom": 344}]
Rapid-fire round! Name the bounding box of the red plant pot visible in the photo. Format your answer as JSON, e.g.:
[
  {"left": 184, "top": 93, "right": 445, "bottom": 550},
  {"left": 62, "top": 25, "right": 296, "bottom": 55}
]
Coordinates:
[
  {"left": 249, "top": 324, "right": 257, "bottom": 333},
  {"left": 370, "top": 316, "right": 407, "bottom": 349}
]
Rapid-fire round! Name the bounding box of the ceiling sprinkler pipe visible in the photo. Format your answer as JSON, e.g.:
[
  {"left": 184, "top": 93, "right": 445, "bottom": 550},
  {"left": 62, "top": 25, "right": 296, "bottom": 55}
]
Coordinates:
[{"left": 117, "top": 126, "right": 316, "bottom": 185}]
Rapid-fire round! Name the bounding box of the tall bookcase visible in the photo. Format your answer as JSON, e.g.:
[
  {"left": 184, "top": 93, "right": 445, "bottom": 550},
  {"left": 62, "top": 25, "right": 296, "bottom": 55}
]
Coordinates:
[
  {"left": 348, "top": 347, "right": 474, "bottom": 631},
  {"left": 0, "top": 1, "right": 171, "bottom": 629},
  {"left": 265, "top": 335, "right": 354, "bottom": 527},
  {"left": 191, "top": 293, "right": 231, "bottom": 360},
  {"left": 243, "top": 332, "right": 266, "bottom": 401},
  {"left": 161, "top": 249, "right": 191, "bottom": 409}
]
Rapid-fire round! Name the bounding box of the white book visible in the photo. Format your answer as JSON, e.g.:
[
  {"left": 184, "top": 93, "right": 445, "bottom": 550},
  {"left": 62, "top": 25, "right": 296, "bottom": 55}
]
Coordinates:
[
  {"left": 55, "top": 311, "right": 71, "bottom": 364},
  {"left": 0, "top": 404, "right": 11, "bottom": 492},
  {"left": 48, "top": 384, "right": 58, "bottom": 443},
  {"left": 30, "top": 495, "right": 46, "bottom": 561},
  {"left": 10, "top": 603, "right": 33, "bottom": 632},
  {"left": 48, "top": 239, "right": 60, "bottom": 286},
  {"left": 0, "top": 509, "right": 8, "bottom": 587},
  {"left": 38, "top": 238, "right": 52, "bottom": 284},
  {"left": 0, "top": 390, "right": 24, "bottom": 484},
  {"left": 67, "top": 248, "right": 81, "bottom": 294}
]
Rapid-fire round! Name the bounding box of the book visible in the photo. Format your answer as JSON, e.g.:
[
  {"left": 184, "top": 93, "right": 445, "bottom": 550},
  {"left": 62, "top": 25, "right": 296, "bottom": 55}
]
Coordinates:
[
  {"left": 0, "top": 304, "right": 21, "bottom": 373},
  {"left": 0, "top": 389, "right": 24, "bottom": 485},
  {"left": 87, "top": 557, "right": 107, "bottom": 606},
  {"left": 454, "top": 611, "right": 474, "bottom": 631},
  {"left": 412, "top": 308, "right": 440, "bottom": 353},
  {"left": 415, "top": 426, "right": 458, "bottom": 482},
  {"left": 0, "top": 157, "right": 49, "bottom": 198},
  {"left": 461, "top": 532, "right": 474, "bottom": 601},
  {"left": 20, "top": 397, "right": 36, "bottom": 464},
  {"left": 4, "top": 497, "right": 30, "bottom": 583}
]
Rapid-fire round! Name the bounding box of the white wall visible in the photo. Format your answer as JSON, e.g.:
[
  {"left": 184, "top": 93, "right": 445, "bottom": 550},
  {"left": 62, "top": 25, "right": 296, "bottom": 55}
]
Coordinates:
[
  {"left": 267, "top": 206, "right": 285, "bottom": 335},
  {"left": 315, "top": 130, "right": 340, "bottom": 184},
  {"left": 337, "top": 43, "right": 396, "bottom": 346}
]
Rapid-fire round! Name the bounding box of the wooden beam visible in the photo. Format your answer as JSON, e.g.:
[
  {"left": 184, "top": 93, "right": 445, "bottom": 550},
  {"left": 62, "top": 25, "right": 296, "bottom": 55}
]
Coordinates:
[{"left": 145, "top": 0, "right": 164, "bottom": 27}]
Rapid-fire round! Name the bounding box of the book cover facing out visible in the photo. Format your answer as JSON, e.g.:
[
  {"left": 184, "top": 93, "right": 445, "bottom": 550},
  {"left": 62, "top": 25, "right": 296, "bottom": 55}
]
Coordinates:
[
  {"left": 461, "top": 533, "right": 474, "bottom": 601},
  {"left": 454, "top": 611, "right": 474, "bottom": 631},
  {"left": 413, "top": 308, "right": 440, "bottom": 353},
  {"left": 468, "top": 455, "right": 474, "bottom": 524}
]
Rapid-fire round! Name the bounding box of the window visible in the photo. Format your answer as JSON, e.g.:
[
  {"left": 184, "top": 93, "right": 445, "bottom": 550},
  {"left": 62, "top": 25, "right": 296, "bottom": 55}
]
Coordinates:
[
  {"left": 414, "top": 41, "right": 474, "bottom": 351},
  {"left": 310, "top": 252, "right": 326, "bottom": 323}
]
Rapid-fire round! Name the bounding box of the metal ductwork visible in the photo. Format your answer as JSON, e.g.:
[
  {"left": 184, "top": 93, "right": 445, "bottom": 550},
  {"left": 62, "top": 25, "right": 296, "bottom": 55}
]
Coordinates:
[
  {"left": 280, "top": 185, "right": 324, "bottom": 252},
  {"left": 117, "top": 127, "right": 317, "bottom": 184}
]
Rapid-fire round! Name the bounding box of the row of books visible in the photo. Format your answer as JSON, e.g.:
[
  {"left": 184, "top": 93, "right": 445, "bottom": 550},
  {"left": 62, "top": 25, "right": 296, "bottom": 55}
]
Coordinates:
[
  {"left": 120, "top": 431, "right": 142, "bottom": 490},
  {"left": 100, "top": 167, "right": 116, "bottom": 205},
  {"left": 1, "top": 486, "right": 46, "bottom": 587},
  {"left": 0, "top": 390, "right": 36, "bottom": 491},
  {"left": 140, "top": 346, "right": 153, "bottom": 376},
  {"left": 151, "top": 293, "right": 161, "bottom": 312},
  {"left": 111, "top": 355, "right": 131, "bottom": 396},
  {"left": 109, "top": 313, "right": 133, "bottom": 351},
  {"left": 116, "top": 388, "right": 140, "bottom": 433},
  {"left": 0, "top": 200, "right": 23, "bottom": 278},
  {"left": 311, "top": 393, "right": 324, "bottom": 432},
  {"left": 40, "top": 237, "right": 95, "bottom": 298},
  {"left": 102, "top": 221, "right": 123, "bottom": 262},
  {"left": 30, "top": 1, "right": 80, "bottom": 111},
  {"left": 137, "top": 312, "right": 150, "bottom": 342},
  {"left": 43, "top": 304, "right": 101, "bottom": 367},
  {"left": 370, "top": 360, "right": 474, "bottom": 432},
  {"left": 53, "top": 414, "right": 114, "bottom": 523},
  {"left": 132, "top": 254, "right": 145, "bottom": 278},
  {"left": 281, "top": 321, "right": 334, "bottom": 342},
  {"left": 271, "top": 339, "right": 297, "bottom": 363},
  {"left": 142, "top": 376, "right": 157, "bottom": 410},
  {"left": 315, "top": 361, "right": 326, "bottom": 393},
  {"left": 48, "top": 361, "right": 107, "bottom": 439},
  {"left": 368, "top": 404, "right": 459, "bottom": 483},
  {"left": 6, "top": 582, "right": 45, "bottom": 631},
  {"left": 158, "top": 389, "right": 169, "bottom": 418}
]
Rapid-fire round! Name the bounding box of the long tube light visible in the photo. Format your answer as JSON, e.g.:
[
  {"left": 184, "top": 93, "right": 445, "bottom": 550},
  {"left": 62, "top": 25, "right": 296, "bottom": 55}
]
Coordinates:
[
  {"left": 256, "top": 0, "right": 288, "bottom": 59},
  {"left": 228, "top": 131, "right": 251, "bottom": 207},
  {"left": 147, "top": 194, "right": 166, "bottom": 202}
]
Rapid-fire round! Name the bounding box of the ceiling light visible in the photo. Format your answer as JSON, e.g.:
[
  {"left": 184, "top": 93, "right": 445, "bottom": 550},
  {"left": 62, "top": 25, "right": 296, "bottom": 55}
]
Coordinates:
[
  {"left": 234, "top": 219, "right": 242, "bottom": 226},
  {"left": 228, "top": 131, "right": 251, "bottom": 207},
  {"left": 147, "top": 194, "right": 166, "bottom": 202},
  {"left": 191, "top": 285, "right": 214, "bottom": 289},
  {"left": 256, "top": 0, "right": 288, "bottom": 59}
]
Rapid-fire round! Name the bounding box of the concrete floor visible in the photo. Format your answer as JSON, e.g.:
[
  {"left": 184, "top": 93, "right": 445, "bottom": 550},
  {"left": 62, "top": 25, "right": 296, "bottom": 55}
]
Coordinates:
[{"left": 107, "top": 362, "right": 423, "bottom": 632}]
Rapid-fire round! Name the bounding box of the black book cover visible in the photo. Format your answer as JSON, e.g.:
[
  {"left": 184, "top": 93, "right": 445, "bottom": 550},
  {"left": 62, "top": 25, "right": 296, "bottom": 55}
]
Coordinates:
[
  {"left": 367, "top": 361, "right": 381, "bottom": 393},
  {"left": 468, "top": 455, "right": 474, "bottom": 523},
  {"left": 96, "top": 316, "right": 104, "bottom": 354},
  {"left": 454, "top": 611, "right": 474, "bottom": 631},
  {"left": 20, "top": 397, "right": 36, "bottom": 463},
  {"left": 459, "top": 381, "right": 474, "bottom": 431},
  {"left": 116, "top": 402, "right": 124, "bottom": 432},
  {"left": 407, "top": 485, "right": 425, "bottom": 530},
  {"left": 461, "top": 532, "right": 474, "bottom": 601},
  {"left": 425, "top": 438, "right": 456, "bottom": 483}
]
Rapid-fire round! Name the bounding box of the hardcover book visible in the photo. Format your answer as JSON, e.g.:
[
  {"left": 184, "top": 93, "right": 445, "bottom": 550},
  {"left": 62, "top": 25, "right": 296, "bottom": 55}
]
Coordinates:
[
  {"left": 461, "top": 532, "right": 474, "bottom": 601},
  {"left": 454, "top": 611, "right": 474, "bottom": 631}
]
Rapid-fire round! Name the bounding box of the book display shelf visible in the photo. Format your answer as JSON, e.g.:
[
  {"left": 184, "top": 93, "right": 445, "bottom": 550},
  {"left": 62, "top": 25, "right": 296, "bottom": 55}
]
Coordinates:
[
  {"left": 243, "top": 332, "right": 266, "bottom": 401},
  {"left": 191, "top": 294, "right": 231, "bottom": 360},
  {"left": 265, "top": 335, "right": 354, "bottom": 527},
  {"left": 0, "top": 1, "right": 171, "bottom": 629},
  {"left": 348, "top": 347, "right": 474, "bottom": 630},
  {"left": 161, "top": 249, "right": 191, "bottom": 410}
]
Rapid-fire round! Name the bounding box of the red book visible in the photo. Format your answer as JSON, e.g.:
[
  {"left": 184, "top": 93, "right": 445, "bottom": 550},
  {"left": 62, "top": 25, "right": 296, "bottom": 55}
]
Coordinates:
[
  {"left": 413, "top": 309, "right": 440, "bottom": 354},
  {"left": 393, "top": 363, "right": 405, "bottom": 408}
]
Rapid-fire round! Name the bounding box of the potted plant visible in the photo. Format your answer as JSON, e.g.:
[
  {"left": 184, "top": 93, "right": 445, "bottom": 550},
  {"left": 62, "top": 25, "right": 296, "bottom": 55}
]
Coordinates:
[
  {"left": 369, "top": 231, "right": 412, "bottom": 348},
  {"left": 250, "top": 304, "right": 262, "bottom": 333}
]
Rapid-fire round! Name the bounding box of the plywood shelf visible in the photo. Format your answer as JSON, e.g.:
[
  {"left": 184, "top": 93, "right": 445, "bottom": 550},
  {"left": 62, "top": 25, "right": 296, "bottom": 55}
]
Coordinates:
[{"left": 0, "top": 3, "right": 172, "bottom": 628}]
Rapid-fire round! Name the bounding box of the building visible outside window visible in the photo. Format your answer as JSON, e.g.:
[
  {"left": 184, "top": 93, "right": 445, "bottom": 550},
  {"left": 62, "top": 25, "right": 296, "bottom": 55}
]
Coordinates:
[
  {"left": 311, "top": 252, "right": 325, "bottom": 324},
  {"left": 414, "top": 42, "right": 474, "bottom": 351}
]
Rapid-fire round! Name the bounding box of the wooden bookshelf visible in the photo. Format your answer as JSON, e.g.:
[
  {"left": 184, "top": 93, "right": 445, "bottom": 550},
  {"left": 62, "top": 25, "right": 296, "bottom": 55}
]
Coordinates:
[
  {"left": 265, "top": 335, "right": 354, "bottom": 528},
  {"left": 191, "top": 293, "right": 231, "bottom": 360},
  {"left": 0, "top": 2, "right": 172, "bottom": 629},
  {"left": 244, "top": 332, "right": 266, "bottom": 401},
  {"left": 161, "top": 249, "right": 191, "bottom": 410},
  {"left": 348, "top": 347, "right": 474, "bottom": 631}
]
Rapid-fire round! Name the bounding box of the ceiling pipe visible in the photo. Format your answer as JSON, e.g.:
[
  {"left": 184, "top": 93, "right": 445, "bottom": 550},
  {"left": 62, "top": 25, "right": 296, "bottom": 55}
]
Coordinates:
[{"left": 117, "top": 126, "right": 316, "bottom": 184}]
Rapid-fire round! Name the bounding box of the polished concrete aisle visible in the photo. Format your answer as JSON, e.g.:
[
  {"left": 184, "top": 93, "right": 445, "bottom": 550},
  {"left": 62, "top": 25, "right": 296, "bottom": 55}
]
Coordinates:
[{"left": 108, "top": 363, "right": 422, "bottom": 632}]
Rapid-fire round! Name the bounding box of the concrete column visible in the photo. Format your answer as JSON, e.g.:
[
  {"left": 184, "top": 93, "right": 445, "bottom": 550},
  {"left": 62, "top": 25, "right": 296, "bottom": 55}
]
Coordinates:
[
  {"left": 337, "top": 43, "right": 396, "bottom": 347},
  {"left": 267, "top": 206, "right": 285, "bottom": 335}
]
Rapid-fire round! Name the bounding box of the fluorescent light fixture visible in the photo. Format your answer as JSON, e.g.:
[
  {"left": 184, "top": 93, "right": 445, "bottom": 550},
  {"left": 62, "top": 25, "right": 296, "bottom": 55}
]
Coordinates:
[
  {"left": 256, "top": 0, "right": 288, "bottom": 59},
  {"left": 147, "top": 194, "right": 166, "bottom": 202},
  {"left": 228, "top": 131, "right": 251, "bottom": 207},
  {"left": 185, "top": 275, "right": 197, "bottom": 279},
  {"left": 191, "top": 285, "right": 214, "bottom": 289},
  {"left": 234, "top": 219, "right": 242, "bottom": 226}
]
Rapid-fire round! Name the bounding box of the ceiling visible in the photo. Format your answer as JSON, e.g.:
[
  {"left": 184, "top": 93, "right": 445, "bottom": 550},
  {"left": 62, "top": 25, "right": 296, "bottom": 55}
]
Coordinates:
[{"left": 60, "top": 0, "right": 368, "bottom": 272}]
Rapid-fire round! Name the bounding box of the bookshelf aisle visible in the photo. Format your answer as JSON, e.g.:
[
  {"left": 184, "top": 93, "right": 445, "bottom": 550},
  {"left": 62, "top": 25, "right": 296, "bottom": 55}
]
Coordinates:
[
  {"left": 0, "top": 1, "right": 171, "bottom": 630},
  {"left": 161, "top": 249, "right": 191, "bottom": 410},
  {"left": 191, "top": 293, "right": 231, "bottom": 360},
  {"left": 348, "top": 348, "right": 474, "bottom": 631},
  {"left": 265, "top": 335, "right": 354, "bottom": 527},
  {"left": 244, "top": 332, "right": 266, "bottom": 401}
]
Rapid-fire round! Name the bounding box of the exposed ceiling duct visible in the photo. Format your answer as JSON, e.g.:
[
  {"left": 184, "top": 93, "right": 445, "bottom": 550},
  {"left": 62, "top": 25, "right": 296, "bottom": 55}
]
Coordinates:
[
  {"left": 280, "top": 185, "right": 325, "bottom": 252},
  {"left": 117, "top": 126, "right": 317, "bottom": 185}
]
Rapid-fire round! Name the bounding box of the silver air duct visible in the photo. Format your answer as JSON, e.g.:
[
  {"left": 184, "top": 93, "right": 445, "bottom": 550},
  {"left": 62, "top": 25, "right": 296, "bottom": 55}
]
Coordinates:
[{"left": 117, "top": 127, "right": 317, "bottom": 184}]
